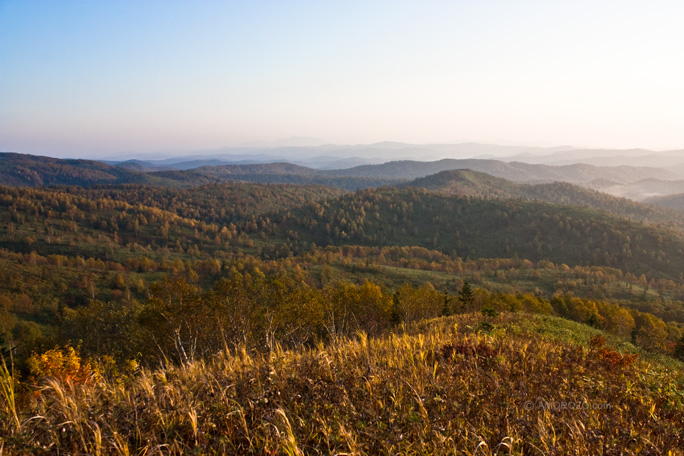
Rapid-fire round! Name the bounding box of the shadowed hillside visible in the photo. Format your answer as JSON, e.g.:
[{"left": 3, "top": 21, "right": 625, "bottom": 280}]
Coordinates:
[
  {"left": 646, "top": 193, "right": 684, "bottom": 211},
  {"left": 406, "top": 169, "right": 684, "bottom": 231},
  {"left": 272, "top": 186, "right": 684, "bottom": 279},
  {"left": 0, "top": 153, "right": 173, "bottom": 187}
]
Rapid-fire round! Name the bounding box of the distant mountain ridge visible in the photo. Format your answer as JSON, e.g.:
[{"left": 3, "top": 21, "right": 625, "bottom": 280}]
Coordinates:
[
  {"left": 1, "top": 152, "right": 680, "bottom": 198},
  {"left": 586, "top": 178, "right": 684, "bottom": 202},
  {"left": 504, "top": 147, "right": 684, "bottom": 170},
  {"left": 323, "top": 158, "right": 679, "bottom": 184},
  {"left": 196, "top": 162, "right": 317, "bottom": 175}
]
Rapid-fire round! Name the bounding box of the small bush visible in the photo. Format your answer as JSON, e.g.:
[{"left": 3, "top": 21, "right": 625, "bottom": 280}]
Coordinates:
[
  {"left": 589, "top": 334, "right": 638, "bottom": 370},
  {"left": 26, "top": 345, "right": 100, "bottom": 386}
]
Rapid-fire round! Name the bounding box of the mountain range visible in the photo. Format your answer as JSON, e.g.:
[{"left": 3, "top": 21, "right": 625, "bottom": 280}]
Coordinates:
[
  {"left": 2, "top": 150, "right": 681, "bottom": 192},
  {"left": 93, "top": 142, "right": 684, "bottom": 174}
]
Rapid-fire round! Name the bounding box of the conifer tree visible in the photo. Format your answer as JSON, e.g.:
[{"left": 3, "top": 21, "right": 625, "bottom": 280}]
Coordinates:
[
  {"left": 675, "top": 334, "right": 684, "bottom": 361},
  {"left": 459, "top": 280, "right": 474, "bottom": 311},
  {"left": 390, "top": 292, "right": 403, "bottom": 325},
  {"left": 441, "top": 291, "right": 452, "bottom": 317}
]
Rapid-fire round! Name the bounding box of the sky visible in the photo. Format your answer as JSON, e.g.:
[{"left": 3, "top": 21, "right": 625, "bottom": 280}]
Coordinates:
[{"left": 2, "top": 0, "right": 684, "bottom": 158}]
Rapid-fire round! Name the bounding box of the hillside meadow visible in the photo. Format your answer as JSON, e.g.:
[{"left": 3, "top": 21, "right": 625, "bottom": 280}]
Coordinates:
[{"left": 2, "top": 312, "right": 684, "bottom": 455}]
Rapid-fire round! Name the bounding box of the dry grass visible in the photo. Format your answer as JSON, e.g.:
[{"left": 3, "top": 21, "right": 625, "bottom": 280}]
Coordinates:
[
  {"left": 1, "top": 312, "right": 683, "bottom": 455},
  {"left": 0, "top": 355, "right": 20, "bottom": 435}
]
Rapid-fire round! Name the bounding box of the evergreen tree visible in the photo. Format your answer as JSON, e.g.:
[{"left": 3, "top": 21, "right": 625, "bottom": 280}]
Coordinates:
[
  {"left": 459, "top": 280, "right": 474, "bottom": 311},
  {"left": 441, "top": 291, "right": 452, "bottom": 317},
  {"left": 390, "top": 292, "right": 403, "bottom": 325},
  {"left": 675, "top": 334, "right": 684, "bottom": 361}
]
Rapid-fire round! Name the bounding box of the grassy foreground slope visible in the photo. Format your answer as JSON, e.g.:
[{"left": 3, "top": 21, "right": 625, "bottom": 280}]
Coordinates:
[{"left": 2, "top": 313, "right": 683, "bottom": 455}]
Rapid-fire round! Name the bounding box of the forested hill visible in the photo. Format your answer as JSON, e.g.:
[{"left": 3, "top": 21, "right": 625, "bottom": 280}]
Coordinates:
[
  {"left": 407, "top": 169, "right": 684, "bottom": 231},
  {"left": 3, "top": 179, "right": 684, "bottom": 282},
  {"left": 324, "top": 158, "right": 678, "bottom": 183},
  {"left": 587, "top": 178, "right": 684, "bottom": 202},
  {"left": 150, "top": 165, "right": 403, "bottom": 191},
  {"left": 0, "top": 152, "right": 160, "bottom": 187},
  {"left": 406, "top": 169, "right": 523, "bottom": 197},
  {"left": 3, "top": 180, "right": 684, "bottom": 279},
  {"left": 194, "top": 162, "right": 316, "bottom": 175},
  {"left": 52, "top": 182, "right": 344, "bottom": 226},
  {"left": 272, "top": 187, "right": 684, "bottom": 279},
  {"left": 645, "top": 193, "right": 684, "bottom": 211}
]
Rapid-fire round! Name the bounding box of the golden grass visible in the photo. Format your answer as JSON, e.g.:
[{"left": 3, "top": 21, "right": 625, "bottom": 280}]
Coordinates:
[
  {"left": 0, "top": 355, "right": 20, "bottom": 434},
  {"left": 1, "top": 312, "right": 683, "bottom": 455}
]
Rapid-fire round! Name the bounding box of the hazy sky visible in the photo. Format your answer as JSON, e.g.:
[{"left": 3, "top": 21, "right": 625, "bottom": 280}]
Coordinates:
[{"left": 3, "top": 0, "right": 684, "bottom": 157}]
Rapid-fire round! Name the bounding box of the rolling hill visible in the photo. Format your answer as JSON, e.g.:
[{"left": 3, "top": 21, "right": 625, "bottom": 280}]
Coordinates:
[
  {"left": 323, "top": 158, "right": 679, "bottom": 183},
  {"left": 54, "top": 182, "right": 344, "bottom": 227},
  {"left": 4, "top": 163, "right": 684, "bottom": 280},
  {"left": 587, "top": 178, "right": 684, "bottom": 201},
  {"left": 149, "top": 163, "right": 404, "bottom": 190},
  {"left": 645, "top": 193, "right": 684, "bottom": 211},
  {"left": 0, "top": 152, "right": 160, "bottom": 187},
  {"left": 406, "top": 169, "right": 684, "bottom": 231},
  {"left": 272, "top": 186, "right": 684, "bottom": 279}
]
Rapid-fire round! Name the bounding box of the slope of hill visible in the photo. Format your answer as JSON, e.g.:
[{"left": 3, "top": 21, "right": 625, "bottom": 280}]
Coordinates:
[
  {"left": 405, "top": 169, "right": 523, "bottom": 198},
  {"left": 4, "top": 312, "right": 682, "bottom": 454},
  {"left": 406, "top": 169, "right": 684, "bottom": 231},
  {"left": 324, "top": 158, "right": 678, "bottom": 183},
  {"left": 645, "top": 193, "right": 684, "bottom": 211},
  {"left": 56, "top": 182, "right": 344, "bottom": 227},
  {"left": 4, "top": 169, "right": 684, "bottom": 280},
  {"left": 113, "top": 159, "right": 173, "bottom": 172},
  {"left": 274, "top": 186, "right": 684, "bottom": 279},
  {"left": 0, "top": 152, "right": 160, "bottom": 187},
  {"left": 587, "top": 178, "right": 684, "bottom": 201},
  {"left": 196, "top": 162, "right": 318, "bottom": 175},
  {"left": 151, "top": 164, "right": 404, "bottom": 191},
  {"left": 4, "top": 180, "right": 684, "bottom": 322}
]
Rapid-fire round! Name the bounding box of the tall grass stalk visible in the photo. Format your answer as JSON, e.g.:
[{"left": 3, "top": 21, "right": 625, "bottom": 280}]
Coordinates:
[{"left": 0, "top": 353, "right": 20, "bottom": 432}]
